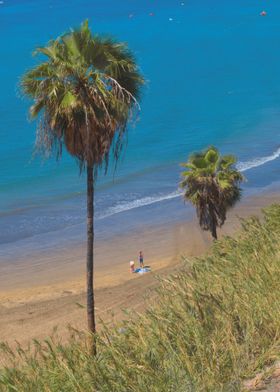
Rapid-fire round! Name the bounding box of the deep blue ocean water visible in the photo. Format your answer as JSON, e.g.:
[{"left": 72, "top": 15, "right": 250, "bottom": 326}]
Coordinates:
[{"left": 1, "top": 0, "right": 280, "bottom": 260}]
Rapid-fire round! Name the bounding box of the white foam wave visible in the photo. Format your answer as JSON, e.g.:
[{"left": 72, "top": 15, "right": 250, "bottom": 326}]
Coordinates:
[
  {"left": 98, "top": 190, "right": 182, "bottom": 220},
  {"left": 237, "top": 147, "right": 280, "bottom": 172},
  {"left": 98, "top": 148, "right": 280, "bottom": 220}
]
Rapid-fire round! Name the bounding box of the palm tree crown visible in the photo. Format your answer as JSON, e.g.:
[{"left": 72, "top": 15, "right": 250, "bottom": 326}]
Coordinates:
[
  {"left": 21, "top": 20, "right": 144, "bottom": 171},
  {"left": 180, "top": 146, "right": 244, "bottom": 239}
]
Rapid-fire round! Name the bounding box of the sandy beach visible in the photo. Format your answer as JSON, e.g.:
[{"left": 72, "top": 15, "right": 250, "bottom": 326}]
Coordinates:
[{"left": 0, "top": 191, "right": 279, "bottom": 347}]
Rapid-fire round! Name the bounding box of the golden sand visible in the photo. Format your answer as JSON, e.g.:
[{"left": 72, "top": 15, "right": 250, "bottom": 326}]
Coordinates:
[{"left": 0, "top": 191, "right": 278, "bottom": 346}]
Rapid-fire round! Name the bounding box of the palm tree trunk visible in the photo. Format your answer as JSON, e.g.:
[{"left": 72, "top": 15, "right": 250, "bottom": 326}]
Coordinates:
[
  {"left": 211, "top": 224, "right": 217, "bottom": 240},
  {"left": 86, "top": 165, "right": 96, "bottom": 354},
  {"left": 209, "top": 208, "right": 218, "bottom": 240}
]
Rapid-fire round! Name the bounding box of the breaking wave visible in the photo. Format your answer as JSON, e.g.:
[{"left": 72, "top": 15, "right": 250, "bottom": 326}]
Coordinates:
[
  {"left": 99, "top": 147, "right": 280, "bottom": 219},
  {"left": 236, "top": 147, "right": 280, "bottom": 172}
]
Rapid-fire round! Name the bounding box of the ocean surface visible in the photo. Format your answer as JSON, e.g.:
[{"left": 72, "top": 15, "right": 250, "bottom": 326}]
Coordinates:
[{"left": 1, "top": 0, "right": 280, "bottom": 261}]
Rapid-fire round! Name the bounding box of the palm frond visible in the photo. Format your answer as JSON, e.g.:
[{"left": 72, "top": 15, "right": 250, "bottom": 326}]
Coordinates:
[
  {"left": 21, "top": 20, "right": 144, "bottom": 172},
  {"left": 180, "top": 146, "right": 244, "bottom": 238}
]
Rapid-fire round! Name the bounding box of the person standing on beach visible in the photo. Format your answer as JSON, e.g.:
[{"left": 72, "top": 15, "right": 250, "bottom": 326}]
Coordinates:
[{"left": 139, "top": 251, "right": 144, "bottom": 268}]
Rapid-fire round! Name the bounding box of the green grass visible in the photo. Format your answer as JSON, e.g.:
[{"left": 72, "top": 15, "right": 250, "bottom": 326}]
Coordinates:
[{"left": 1, "top": 204, "right": 280, "bottom": 391}]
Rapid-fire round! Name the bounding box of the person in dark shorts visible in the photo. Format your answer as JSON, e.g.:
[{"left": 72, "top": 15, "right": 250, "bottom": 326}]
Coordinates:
[{"left": 139, "top": 251, "right": 144, "bottom": 268}]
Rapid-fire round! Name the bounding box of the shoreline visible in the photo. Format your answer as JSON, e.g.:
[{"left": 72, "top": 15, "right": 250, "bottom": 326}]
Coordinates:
[
  {"left": 0, "top": 190, "right": 279, "bottom": 346},
  {"left": 1, "top": 189, "right": 279, "bottom": 298}
]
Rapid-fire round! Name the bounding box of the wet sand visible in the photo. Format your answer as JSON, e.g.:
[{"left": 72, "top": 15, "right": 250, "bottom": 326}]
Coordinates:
[{"left": 0, "top": 191, "right": 279, "bottom": 347}]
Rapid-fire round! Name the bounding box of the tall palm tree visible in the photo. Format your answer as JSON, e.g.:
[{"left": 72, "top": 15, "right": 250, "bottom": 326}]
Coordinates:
[
  {"left": 180, "top": 146, "right": 243, "bottom": 240},
  {"left": 21, "top": 21, "right": 144, "bottom": 347}
]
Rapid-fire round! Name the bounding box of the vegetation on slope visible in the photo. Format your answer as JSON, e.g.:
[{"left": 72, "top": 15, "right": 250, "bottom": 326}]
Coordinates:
[{"left": 1, "top": 204, "right": 280, "bottom": 392}]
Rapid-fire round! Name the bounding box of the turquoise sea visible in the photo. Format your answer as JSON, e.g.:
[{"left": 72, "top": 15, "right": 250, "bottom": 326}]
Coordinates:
[{"left": 1, "top": 0, "right": 280, "bottom": 261}]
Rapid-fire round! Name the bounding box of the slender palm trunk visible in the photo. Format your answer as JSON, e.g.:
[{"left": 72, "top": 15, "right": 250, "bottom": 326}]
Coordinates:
[
  {"left": 209, "top": 207, "right": 218, "bottom": 240},
  {"left": 86, "top": 165, "right": 96, "bottom": 353},
  {"left": 212, "top": 225, "right": 217, "bottom": 240}
]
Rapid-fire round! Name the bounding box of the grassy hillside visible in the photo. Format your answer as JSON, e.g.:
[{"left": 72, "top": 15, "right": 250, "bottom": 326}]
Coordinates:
[{"left": 1, "top": 204, "right": 280, "bottom": 392}]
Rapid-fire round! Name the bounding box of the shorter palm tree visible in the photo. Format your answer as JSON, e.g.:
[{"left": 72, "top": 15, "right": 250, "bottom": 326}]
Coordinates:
[{"left": 180, "top": 146, "right": 243, "bottom": 240}]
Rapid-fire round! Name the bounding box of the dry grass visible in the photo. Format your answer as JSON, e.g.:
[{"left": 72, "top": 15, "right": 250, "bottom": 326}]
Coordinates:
[{"left": 1, "top": 204, "right": 280, "bottom": 391}]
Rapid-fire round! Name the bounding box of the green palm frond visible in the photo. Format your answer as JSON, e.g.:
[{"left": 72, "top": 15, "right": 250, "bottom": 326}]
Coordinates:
[
  {"left": 180, "top": 146, "right": 244, "bottom": 239},
  {"left": 21, "top": 20, "right": 144, "bottom": 172},
  {"left": 204, "top": 146, "right": 219, "bottom": 165}
]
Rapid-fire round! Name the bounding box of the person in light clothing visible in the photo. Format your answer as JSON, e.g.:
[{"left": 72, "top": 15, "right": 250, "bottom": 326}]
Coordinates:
[{"left": 130, "top": 260, "right": 135, "bottom": 273}]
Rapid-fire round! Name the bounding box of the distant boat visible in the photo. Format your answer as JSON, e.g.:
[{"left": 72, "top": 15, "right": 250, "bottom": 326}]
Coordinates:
[{"left": 260, "top": 10, "right": 267, "bottom": 16}]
